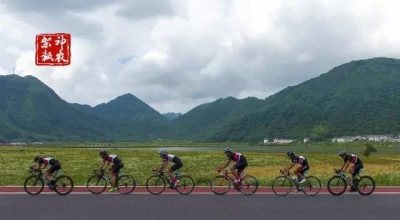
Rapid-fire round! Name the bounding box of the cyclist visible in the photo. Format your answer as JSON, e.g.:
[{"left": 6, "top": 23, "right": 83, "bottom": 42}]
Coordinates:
[
  {"left": 33, "top": 155, "right": 61, "bottom": 190},
  {"left": 157, "top": 150, "right": 183, "bottom": 188},
  {"left": 338, "top": 150, "right": 363, "bottom": 192},
  {"left": 217, "top": 147, "right": 248, "bottom": 186},
  {"left": 280, "top": 151, "right": 309, "bottom": 184},
  {"left": 99, "top": 149, "right": 124, "bottom": 192}
]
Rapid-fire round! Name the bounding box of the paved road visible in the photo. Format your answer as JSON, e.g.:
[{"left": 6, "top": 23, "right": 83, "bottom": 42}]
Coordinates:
[
  {"left": 2, "top": 186, "right": 400, "bottom": 193},
  {"left": 0, "top": 194, "right": 398, "bottom": 220}
]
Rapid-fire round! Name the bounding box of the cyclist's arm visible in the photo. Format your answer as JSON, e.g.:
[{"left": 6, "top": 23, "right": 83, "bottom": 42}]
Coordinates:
[
  {"left": 282, "top": 162, "right": 295, "bottom": 172},
  {"left": 220, "top": 159, "right": 231, "bottom": 170},
  {"left": 99, "top": 161, "right": 106, "bottom": 170},
  {"left": 342, "top": 161, "right": 351, "bottom": 172},
  {"left": 37, "top": 163, "right": 42, "bottom": 170},
  {"left": 103, "top": 161, "right": 111, "bottom": 171},
  {"left": 158, "top": 160, "right": 168, "bottom": 172}
]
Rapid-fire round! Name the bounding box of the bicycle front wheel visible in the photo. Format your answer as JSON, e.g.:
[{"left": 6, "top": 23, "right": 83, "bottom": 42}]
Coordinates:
[
  {"left": 356, "top": 176, "right": 375, "bottom": 196},
  {"left": 116, "top": 175, "right": 136, "bottom": 195},
  {"left": 175, "top": 175, "right": 195, "bottom": 195},
  {"left": 239, "top": 175, "right": 259, "bottom": 196},
  {"left": 86, "top": 175, "right": 107, "bottom": 195},
  {"left": 327, "top": 176, "right": 347, "bottom": 196},
  {"left": 24, "top": 175, "right": 44, "bottom": 196},
  {"left": 272, "top": 176, "right": 293, "bottom": 197},
  {"left": 210, "top": 176, "right": 231, "bottom": 195},
  {"left": 54, "top": 175, "right": 74, "bottom": 196},
  {"left": 302, "top": 176, "right": 321, "bottom": 197},
  {"left": 146, "top": 175, "right": 166, "bottom": 195}
]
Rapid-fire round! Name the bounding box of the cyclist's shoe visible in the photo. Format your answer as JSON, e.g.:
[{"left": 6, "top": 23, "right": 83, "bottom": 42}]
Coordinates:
[
  {"left": 109, "top": 187, "right": 117, "bottom": 193},
  {"left": 173, "top": 180, "right": 179, "bottom": 188},
  {"left": 299, "top": 178, "right": 306, "bottom": 184},
  {"left": 49, "top": 184, "right": 56, "bottom": 190},
  {"left": 349, "top": 187, "right": 356, "bottom": 192}
]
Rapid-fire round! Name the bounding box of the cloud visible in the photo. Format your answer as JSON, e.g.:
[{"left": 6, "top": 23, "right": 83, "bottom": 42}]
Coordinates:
[
  {"left": 116, "top": 0, "right": 175, "bottom": 20},
  {"left": 1, "top": 0, "right": 400, "bottom": 114}
]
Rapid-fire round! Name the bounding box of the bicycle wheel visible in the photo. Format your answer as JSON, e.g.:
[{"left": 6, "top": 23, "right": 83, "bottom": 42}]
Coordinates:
[
  {"left": 23, "top": 175, "right": 44, "bottom": 196},
  {"left": 54, "top": 175, "right": 74, "bottom": 196},
  {"left": 356, "top": 176, "right": 376, "bottom": 196},
  {"left": 86, "top": 175, "right": 107, "bottom": 195},
  {"left": 210, "top": 176, "right": 231, "bottom": 195},
  {"left": 116, "top": 175, "right": 136, "bottom": 195},
  {"left": 327, "top": 176, "right": 347, "bottom": 196},
  {"left": 239, "top": 175, "right": 259, "bottom": 196},
  {"left": 175, "top": 175, "right": 195, "bottom": 195},
  {"left": 146, "top": 175, "right": 167, "bottom": 195},
  {"left": 272, "top": 176, "right": 293, "bottom": 197},
  {"left": 302, "top": 176, "right": 321, "bottom": 197}
]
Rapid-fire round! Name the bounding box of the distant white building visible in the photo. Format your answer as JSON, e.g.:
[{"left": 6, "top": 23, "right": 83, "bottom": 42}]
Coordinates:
[
  {"left": 304, "top": 137, "right": 310, "bottom": 143},
  {"left": 263, "top": 138, "right": 269, "bottom": 144},
  {"left": 273, "top": 138, "right": 293, "bottom": 144}
]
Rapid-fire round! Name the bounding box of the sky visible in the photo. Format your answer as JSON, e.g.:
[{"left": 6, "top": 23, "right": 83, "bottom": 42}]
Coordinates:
[{"left": 1, "top": 0, "right": 400, "bottom": 114}]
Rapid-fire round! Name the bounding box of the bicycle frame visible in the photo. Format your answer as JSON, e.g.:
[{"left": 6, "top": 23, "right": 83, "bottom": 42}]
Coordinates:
[
  {"left": 279, "top": 171, "right": 304, "bottom": 188},
  {"left": 29, "top": 166, "right": 60, "bottom": 184},
  {"left": 219, "top": 169, "right": 247, "bottom": 184},
  {"left": 334, "top": 168, "right": 363, "bottom": 186}
]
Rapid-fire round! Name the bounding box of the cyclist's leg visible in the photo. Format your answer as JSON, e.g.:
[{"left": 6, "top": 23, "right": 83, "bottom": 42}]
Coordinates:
[
  {"left": 169, "top": 162, "right": 182, "bottom": 187},
  {"left": 232, "top": 161, "right": 246, "bottom": 182}
]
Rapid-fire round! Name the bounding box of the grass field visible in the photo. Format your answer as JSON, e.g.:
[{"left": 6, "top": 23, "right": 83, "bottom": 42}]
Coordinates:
[{"left": 1, "top": 145, "right": 400, "bottom": 186}]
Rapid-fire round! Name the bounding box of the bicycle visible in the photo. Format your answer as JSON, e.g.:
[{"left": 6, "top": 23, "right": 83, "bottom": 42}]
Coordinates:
[
  {"left": 23, "top": 166, "right": 74, "bottom": 196},
  {"left": 86, "top": 169, "right": 136, "bottom": 195},
  {"left": 327, "top": 168, "right": 375, "bottom": 196},
  {"left": 271, "top": 170, "right": 321, "bottom": 197},
  {"left": 145, "top": 168, "right": 195, "bottom": 195},
  {"left": 210, "top": 169, "right": 259, "bottom": 196}
]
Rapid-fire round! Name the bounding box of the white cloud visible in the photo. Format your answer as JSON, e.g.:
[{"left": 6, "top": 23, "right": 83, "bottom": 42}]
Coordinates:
[{"left": 1, "top": 0, "right": 400, "bottom": 114}]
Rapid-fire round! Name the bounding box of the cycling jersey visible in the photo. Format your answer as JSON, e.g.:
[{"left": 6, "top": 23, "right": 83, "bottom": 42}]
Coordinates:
[
  {"left": 38, "top": 157, "right": 57, "bottom": 166},
  {"left": 103, "top": 154, "right": 122, "bottom": 164},
  {"left": 344, "top": 154, "right": 362, "bottom": 165},
  {"left": 162, "top": 154, "right": 182, "bottom": 164},
  {"left": 292, "top": 156, "right": 309, "bottom": 167},
  {"left": 228, "top": 152, "right": 246, "bottom": 162}
]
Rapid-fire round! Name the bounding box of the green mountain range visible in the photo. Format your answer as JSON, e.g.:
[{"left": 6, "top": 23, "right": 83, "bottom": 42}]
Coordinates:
[{"left": 1, "top": 57, "right": 400, "bottom": 142}]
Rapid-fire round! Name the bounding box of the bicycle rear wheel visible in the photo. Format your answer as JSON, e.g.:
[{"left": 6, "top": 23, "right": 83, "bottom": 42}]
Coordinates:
[
  {"left": 86, "top": 175, "right": 107, "bottom": 195},
  {"left": 24, "top": 175, "right": 44, "bottom": 196},
  {"left": 327, "top": 176, "right": 347, "bottom": 196},
  {"left": 146, "top": 175, "right": 166, "bottom": 195},
  {"left": 356, "top": 176, "right": 375, "bottom": 196},
  {"left": 210, "top": 176, "right": 231, "bottom": 195},
  {"left": 116, "top": 175, "right": 136, "bottom": 195},
  {"left": 239, "top": 175, "right": 259, "bottom": 196},
  {"left": 272, "top": 176, "right": 293, "bottom": 197},
  {"left": 302, "top": 176, "right": 321, "bottom": 197},
  {"left": 54, "top": 175, "right": 74, "bottom": 196},
  {"left": 175, "top": 175, "right": 195, "bottom": 195}
]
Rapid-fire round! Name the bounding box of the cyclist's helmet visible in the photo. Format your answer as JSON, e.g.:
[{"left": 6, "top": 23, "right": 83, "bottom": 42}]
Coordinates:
[
  {"left": 339, "top": 150, "right": 347, "bottom": 156},
  {"left": 99, "top": 149, "right": 107, "bottom": 156},
  {"left": 159, "top": 150, "right": 167, "bottom": 157},
  {"left": 34, "top": 156, "right": 41, "bottom": 162},
  {"left": 287, "top": 151, "right": 295, "bottom": 156},
  {"left": 224, "top": 147, "right": 232, "bottom": 154}
]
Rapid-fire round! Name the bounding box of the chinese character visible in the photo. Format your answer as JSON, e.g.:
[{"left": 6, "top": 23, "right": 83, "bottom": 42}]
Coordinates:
[
  {"left": 55, "top": 49, "right": 67, "bottom": 63},
  {"left": 41, "top": 50, "right": 54, "bottom": 61},
  {"left": 55, "top": 35, "right": 66, "bottom": 50},
  {"left": 41, "top": 36, "right": 52, "bottom": 49}
]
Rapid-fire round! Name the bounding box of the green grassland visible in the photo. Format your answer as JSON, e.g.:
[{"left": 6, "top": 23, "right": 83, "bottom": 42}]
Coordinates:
[{"left": 1, "top": 144, "right": 400, "bottom": 186}]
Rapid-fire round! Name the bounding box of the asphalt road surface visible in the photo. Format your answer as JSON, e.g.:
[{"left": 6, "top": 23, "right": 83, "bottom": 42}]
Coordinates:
[{"left": 0, "top": 194, "right": 398, "bottom": 220}]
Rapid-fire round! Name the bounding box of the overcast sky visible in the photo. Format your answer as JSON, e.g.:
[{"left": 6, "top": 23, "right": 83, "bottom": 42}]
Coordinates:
[{"left": 1, "top": 0, "right": 400, "bottom": 114}]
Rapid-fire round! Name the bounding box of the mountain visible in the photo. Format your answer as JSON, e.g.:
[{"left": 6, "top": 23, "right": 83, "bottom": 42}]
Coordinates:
[
  {"left": 92, "top": 94, "right": 171, "bottom": 139},
  {"left": 171, "top": 96, "right": 266, "bottom": 140},
  {"left": 0, "top": 75, "right": 170, "bottom": 142},
  {"left": 162, "top": 112, "right": 182, "bottom": 120},
  {"left": 0, "top": 74, "right": 112, "bottom": 141},
  {"left": 205, "top": 57, "right": 400, "bottom": 142},
  {"left": 2, "top": 57, "right": 400, "bottom": 142}
]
